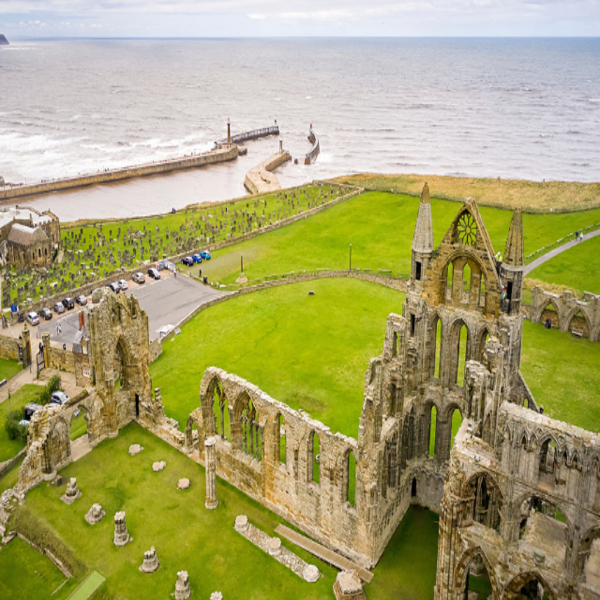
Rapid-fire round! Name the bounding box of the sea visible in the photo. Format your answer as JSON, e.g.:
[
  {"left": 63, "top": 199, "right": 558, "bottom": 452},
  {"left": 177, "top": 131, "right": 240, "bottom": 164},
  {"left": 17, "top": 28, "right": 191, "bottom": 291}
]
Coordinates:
[{"left": 0, "top": 37, "right": 599, "bottom": 221}]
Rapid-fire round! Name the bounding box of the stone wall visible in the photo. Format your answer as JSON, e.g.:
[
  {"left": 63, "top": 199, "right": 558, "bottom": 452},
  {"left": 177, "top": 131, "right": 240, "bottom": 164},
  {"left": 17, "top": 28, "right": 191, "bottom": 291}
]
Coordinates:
[
  {"left": 0, "top": 145, "right": 238, "bottom": 202},
  {"left": 528, "top": 285, "right": 600, "bottom": 340},
  {"left": 0, "top": 333, "right": 22, "bottom": 361}
]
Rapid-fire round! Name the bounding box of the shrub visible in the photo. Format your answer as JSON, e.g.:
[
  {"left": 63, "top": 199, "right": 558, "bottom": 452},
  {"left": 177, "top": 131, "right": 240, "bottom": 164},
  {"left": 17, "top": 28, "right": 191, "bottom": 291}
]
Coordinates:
[
  {"left": 38, "top": 386, "right": 50, "bottom": 405},
  {"left": 47, "top": 374, "right": 62, "bottom": 394},
  {"left": 4, "top": 408, "right": 27, "bottom": 441}
]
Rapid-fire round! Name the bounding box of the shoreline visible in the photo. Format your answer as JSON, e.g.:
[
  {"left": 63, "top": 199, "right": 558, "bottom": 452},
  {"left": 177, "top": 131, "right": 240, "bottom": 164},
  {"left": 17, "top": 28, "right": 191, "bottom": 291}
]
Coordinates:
[{"left": 0, "top": 144, "right": 238, "bottom": 202}]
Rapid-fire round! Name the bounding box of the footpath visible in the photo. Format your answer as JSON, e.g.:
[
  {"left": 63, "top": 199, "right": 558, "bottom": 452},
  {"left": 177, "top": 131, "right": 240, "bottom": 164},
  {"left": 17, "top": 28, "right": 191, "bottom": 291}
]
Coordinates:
[{"left": 524, "top": 229, "right": 600, "bottom": 276}]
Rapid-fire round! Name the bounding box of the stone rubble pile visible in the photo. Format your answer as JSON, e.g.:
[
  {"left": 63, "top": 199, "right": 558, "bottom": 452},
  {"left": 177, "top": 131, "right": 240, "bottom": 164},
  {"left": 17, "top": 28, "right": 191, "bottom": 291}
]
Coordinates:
[{"left": 234, "top": 514, "right": 320, "bottom": 582}]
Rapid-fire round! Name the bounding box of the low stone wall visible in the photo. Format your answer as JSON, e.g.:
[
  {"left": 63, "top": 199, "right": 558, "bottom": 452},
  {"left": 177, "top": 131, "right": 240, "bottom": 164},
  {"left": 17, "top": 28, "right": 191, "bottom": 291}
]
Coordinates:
[
  {"left": 0, "top": 334, "right": 21, "bottom": 361},
  {"left": 244, "top": 151, "right": 292, "bottom": 195},
  {"left": 0, "top": 145, "right": 238, "bottom": 202},
  {"left": 0, "top": 448, "right": 26, "bottom": 480}
]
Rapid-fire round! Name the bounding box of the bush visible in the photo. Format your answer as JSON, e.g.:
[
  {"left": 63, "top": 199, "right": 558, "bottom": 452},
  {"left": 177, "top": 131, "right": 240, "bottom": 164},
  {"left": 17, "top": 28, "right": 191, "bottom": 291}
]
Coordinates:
[
  {"left": 4, "top": 409, "right": 27, "bottom": 441},
  {"left": 38, "top": 386, "right": 50, "bottom": 405},
  {"left": 47, "top": 374, "right": 62, "bottom": 395}
]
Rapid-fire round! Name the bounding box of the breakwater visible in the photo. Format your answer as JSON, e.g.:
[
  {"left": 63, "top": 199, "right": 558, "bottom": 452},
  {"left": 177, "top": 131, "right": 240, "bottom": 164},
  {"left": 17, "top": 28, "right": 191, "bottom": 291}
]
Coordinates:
[
  {"left": 0, "top": 144, "right": 238, "bottom": 202},
  {"left": 244, "top": 151, "right": 292, "bottom": 194},
  {"left": 304, "top": 128, "right": 320, "bottom": 165}
]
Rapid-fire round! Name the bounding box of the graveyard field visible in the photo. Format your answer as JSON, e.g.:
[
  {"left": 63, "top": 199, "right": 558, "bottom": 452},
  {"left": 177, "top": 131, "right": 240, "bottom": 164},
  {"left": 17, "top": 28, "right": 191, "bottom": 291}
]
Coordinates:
[
  {"left": 3, "top": 422, "right": 439, "bottom": 600},
  {"left": 151, "top": 278, "right": 600, "bottom": 439},
  {"left": 5, "top": 182, "right": 346, "bottom": 305},
  {"left": 6, "top": 183, "right": 600, "bottom": 307}
]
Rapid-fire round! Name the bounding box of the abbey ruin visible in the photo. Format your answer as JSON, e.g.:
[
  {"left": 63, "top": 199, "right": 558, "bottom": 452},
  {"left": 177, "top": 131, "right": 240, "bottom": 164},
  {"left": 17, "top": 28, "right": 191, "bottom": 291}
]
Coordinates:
[{"left": 3, "top": 184, "right": 598, "bottom": 599}]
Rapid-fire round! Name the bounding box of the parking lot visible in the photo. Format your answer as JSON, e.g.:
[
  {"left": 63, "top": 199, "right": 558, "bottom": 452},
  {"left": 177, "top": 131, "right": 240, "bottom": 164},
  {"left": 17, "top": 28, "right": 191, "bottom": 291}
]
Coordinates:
[{"left": 34, "top": 271, "right": 228, "bottom": 344}]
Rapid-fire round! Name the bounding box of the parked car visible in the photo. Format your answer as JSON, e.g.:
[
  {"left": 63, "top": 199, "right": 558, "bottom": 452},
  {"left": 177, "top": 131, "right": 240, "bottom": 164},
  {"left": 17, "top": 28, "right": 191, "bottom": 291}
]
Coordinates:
[
  {"left": 26, "top": 311, "right": 40, "bottom": 326},
  {"left": 200, "top": 251, "right": 212, "bottom": 260},
  {"left": 75, "top": 295, "right": 87, "bottom": 306},
  {"left": 54, "top": 301, "right": 65, "bottom": 314},
  {"left": 132, "top": 272, "right": 145, "bottom": 284},
  {"left": 63, "top": 297, "right": 75, "bottom": 310},
  {"left": 24, "top": 403, "right": 44, "bottom": 420},
  {"left": 148, "top": 268, "right": 161, "bottom": 280},
  {"left": 117, "top": 279, "right": 129, "bottom": 290},
  {"left": 39, "top": 307, "right": 53, "bottom": 321},
  {"left": 107, "top": 282, "right": 121, "bottom": 294},
  {"left": 181, "top": 257, "right": 194, "bottom": 266},
  {"left": 49, "top": 391, "right": 69, "bottom": 406},
  {"left": 18, "top": 419, "right": 30, "bottom": 429},
  {"left": 192, "top": 254, "right": 203, "bottom": 264}
]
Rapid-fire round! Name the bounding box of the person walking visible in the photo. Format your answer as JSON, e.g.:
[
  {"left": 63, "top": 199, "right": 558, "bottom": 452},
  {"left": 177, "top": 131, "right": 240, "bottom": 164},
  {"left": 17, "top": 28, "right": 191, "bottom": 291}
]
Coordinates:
[
  {"left": 58, "top": 322, "right": 62, "bottom": 335},
  {"left": 56, "top": 323, "right": 60, "bottom": 336},
  {"left": 580, "top": 232, "right": 585, "bottom": 243}
]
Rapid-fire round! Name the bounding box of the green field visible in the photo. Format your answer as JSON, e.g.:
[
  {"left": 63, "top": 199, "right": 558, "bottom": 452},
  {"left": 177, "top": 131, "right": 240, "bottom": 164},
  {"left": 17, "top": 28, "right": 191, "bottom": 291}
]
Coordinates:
[
  {"left": 528, "top": 234, "right": 600, "bottom": 295},
  {"left": 4, "top": 421, "right": 443, "bottom": 600},
  {"left": 0, "top": 537, "right": 78, "bottom": 600},
  {"left": 151, "top": 278, "right": 404, "bottom": 438},
  {"left": 0, "top": 383, "right": 45, "bottom": 462},
  {"left": 191, "top": 191, "right": 600, "bottom": 287},
  {"left": 151, "top": 278, "right": 600, "bottom": 438},
  {"left": 521, "top": 320, "right": 600, "bottom": 431},
  {"left": 0, "top": 357, "right": 22, "bottom": 382}
]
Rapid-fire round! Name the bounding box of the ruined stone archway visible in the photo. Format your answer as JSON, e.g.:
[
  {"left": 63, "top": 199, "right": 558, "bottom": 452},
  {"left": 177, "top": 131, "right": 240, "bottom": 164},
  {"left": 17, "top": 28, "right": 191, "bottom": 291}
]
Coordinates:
[
  {"left": 565, "top": 308, "right": 591, "bottom": 338},
  {"left": 503, "top": 571, "right": 557, "bottom": 600},
  {"left": 465, "top": 471, "right": 503, "bottom": 531},
  {"left": 454, "top": 547, "right": 500, "bottom": 600}
]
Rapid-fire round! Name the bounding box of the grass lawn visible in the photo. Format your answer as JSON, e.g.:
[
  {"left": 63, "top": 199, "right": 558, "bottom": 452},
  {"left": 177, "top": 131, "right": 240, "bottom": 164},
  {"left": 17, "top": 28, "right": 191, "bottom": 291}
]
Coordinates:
[
  {"left": 153, "top": 278, "right": 600, "bottom": 438},
  {"left": 151, "top": 278, "right": 405, "bottom": 438},
  {"left": 0, "top": 357, "right": 22, "bottom": 382},
  {"left": 0, "top": 537, "right": 78, "bottom": 600},
  {"left": 195, "top": 191, "right": 600, "bottom": 287},
  {"left": 0, "top": 383, "right": 45, "bottom": 462},
  {"left": 6, "top": 422, "right": 445, "bottom": 600},
  {"left": 9, "top": 422, "right": 340, "bottom": 600},
  {"left": 528, "top": 234, "right": 600, "bottom": 295},
  {"left": 367, "top": 505, "right": 439, "bottom": 600},
  {"left": 521, "top": 320, "right": 600, "bottom": 432}
]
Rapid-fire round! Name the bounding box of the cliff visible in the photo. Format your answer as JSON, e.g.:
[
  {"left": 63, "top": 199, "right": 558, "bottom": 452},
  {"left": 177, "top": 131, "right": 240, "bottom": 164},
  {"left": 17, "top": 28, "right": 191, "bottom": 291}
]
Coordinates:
[{"left": 0, "top": 35, "right": 9, "bottom": 46}]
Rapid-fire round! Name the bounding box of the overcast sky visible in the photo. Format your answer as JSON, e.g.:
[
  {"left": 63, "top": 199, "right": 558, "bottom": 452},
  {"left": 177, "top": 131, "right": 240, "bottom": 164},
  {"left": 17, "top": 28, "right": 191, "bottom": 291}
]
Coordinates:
[{"left": 2, "top": 0, "right": 600, "bottom": 38}]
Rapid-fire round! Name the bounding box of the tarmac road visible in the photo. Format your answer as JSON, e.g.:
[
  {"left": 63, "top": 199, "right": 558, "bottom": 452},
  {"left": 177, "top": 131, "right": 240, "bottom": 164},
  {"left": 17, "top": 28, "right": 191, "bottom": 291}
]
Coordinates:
[{"left": 35, "top": 272, "right": 227, "bottom": 345}]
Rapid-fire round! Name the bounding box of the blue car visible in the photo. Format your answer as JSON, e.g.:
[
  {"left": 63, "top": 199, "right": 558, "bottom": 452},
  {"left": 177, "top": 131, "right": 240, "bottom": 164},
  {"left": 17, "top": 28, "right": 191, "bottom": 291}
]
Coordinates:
[
  {"left": 181, "top": 257, "right": 194, "bottom": 266},
  {"left": 192, "top": 254, "right": 203, "bottom": 264},
  {"left": 200, "top": 251, "right": 212, "bottom": 260}
]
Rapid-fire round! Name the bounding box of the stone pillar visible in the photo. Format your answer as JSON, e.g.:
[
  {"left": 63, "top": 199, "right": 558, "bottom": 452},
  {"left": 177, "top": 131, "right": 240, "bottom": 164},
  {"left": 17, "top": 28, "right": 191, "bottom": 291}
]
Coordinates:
[
  {"left": 22, "top": 324, "right": 31, "bottom": 368},
  {"left": 139, "top": 546, "right": 160, "bottom": 573},
  {"left": 113, "top": 511, "right": 132, "bottom": 546},
  {"left": 174, "top": 571, "right": 191, "bottom": 600},
  {"left": 42, "top": 332, "right": 51, "bottom": 369},
  {"left": 205, "top": 437, "right": 218, "bottom": 510}
]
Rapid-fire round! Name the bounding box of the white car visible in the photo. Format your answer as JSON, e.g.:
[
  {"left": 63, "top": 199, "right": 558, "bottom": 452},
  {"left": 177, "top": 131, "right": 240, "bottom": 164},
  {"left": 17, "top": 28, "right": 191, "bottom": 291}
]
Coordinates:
[
  {"left": 117, "top": 279, "right": 129, "bottom": 290},
  {"left": 26, "top": 311, "right": 40, "bottom": 326}
]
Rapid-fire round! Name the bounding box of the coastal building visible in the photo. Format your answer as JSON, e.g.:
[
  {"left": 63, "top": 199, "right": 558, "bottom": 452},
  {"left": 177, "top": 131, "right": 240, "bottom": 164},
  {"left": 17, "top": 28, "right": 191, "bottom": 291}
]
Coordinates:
[{"left": 0, "top": 206, "right": 60, "bottom": 268}]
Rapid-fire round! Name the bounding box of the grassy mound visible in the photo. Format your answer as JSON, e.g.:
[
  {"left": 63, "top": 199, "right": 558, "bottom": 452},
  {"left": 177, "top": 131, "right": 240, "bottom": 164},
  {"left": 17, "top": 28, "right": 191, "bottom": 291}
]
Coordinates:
[{"left": 336, "top": 173, "right": 600, "bottom": 213}]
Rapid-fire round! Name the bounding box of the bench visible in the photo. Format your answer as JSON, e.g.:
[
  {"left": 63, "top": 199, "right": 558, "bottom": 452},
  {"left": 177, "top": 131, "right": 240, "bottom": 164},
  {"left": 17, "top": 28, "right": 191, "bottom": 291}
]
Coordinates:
[{"left": 571, "top": 327, "right": 584, "bottom": 338}]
